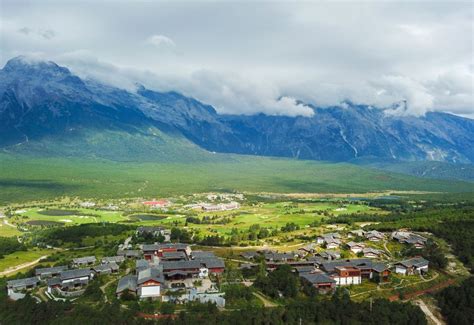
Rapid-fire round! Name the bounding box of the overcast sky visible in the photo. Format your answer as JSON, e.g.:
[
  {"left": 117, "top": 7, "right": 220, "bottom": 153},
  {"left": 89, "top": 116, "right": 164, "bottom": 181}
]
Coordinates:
[{"left": 1, "top": 0, "right": 473, "bottom": 118}]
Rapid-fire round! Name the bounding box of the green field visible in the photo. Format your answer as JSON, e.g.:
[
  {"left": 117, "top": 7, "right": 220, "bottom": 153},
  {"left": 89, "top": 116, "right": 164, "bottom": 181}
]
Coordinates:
[
  {"left": 140, "top": 202, "right": 381, "bottom": 237},
  {"left": 0, "top": 223, "right": 22, "bottom": 237},
  {"left": 11, "top": 207, "right": 127, "bottom": 225},
  {"left": 1, "top": 153, "right": 473, "bottom": 204},
  {"left": 0, "top": 248, "right": 55, "bottom": 274}
]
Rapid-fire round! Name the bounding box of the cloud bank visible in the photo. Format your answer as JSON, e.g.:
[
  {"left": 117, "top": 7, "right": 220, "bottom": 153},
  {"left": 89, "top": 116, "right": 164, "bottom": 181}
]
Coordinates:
[{"left": 1, "top": 1, "right": 472, "bottom": 118}]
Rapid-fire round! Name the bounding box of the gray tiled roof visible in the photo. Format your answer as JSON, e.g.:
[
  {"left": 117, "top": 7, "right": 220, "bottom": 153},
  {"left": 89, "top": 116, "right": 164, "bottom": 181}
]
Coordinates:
[
  {"left": 162, "top": 251, "right": 187, "bottom": 259},
  {"left": 197, "top": 257, "right": 225, "bottom": 269},
  {"left": 102, "top": 256, "right": 125, "bottom": 264},
  {"left": 137, "top": 267, "right": 164, "bottom": 285},
  {"left": 93, "top": 262, "right": 119, "bottom": 273},
  {"left": 321, "top": 259, "right": 374, "bottom": 272},
  {"left": 161, "top": 260, "right": 201, "bottom": 271},
  {"left": 372, "top": 263, "right": 389, "bottom": 273},
  {"left": 116, "top": 274, "right": 137, "bottom": 293},
  {"left": 396, "top": 257, "right": 429, "bottom": 268},
  {"left": 35, "top": 265, "right": 68, "bottom": 276},
  {"left": 59, "top": 268, "right": 94, "bottom": 281},
  {"left": 7, "top": 277, "right": 40, "bottom": 289},
  {"left": 72, "top": 256, "right": 96, "bottom": 264},
  {"left": 300, "top": 273, "right": 336, "bottom": 284},
  {"left": 47, "top": 277, "right": 61, "bottom": 287},
  {"left": 136, "top": 259, "right": 150, "bottom": 269},
  {"left": 294, "top": 266, "right": 315, "bottom": 273},
  {"left": 142, "top": 243, "right": 188, "bottom": 252}
]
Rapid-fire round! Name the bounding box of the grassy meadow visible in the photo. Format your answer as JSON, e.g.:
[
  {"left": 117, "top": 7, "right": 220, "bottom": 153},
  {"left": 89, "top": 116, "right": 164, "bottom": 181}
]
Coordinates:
[
  {"left": 0, "top": 248, "right": 55, "bottom": 274},
  {"left": 1, "top": 153, "right": 473, "bottom": 204},
  {"left": 136, "top": 201, "right": 383, "bottom": 237}
]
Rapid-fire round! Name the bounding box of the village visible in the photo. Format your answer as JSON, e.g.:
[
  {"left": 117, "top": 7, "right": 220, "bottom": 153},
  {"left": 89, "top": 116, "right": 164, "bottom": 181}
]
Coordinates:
[
  {"left": 0, "top": 192, "right": 469, "bottom": 324},
  {"left": 6, "top": 224, "right": 433, "bottom": 306}
]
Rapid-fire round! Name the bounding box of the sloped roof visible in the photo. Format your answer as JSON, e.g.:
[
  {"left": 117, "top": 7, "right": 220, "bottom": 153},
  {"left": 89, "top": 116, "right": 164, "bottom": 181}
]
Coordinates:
[
  {"left": 116, "top": 274, "right": 137, "bottom": 293},
  {"left": 137, "top": 267, "right": 164, "bottom": 285},
  {"left": 35, "top": 265, "right": 68, "bottom": 276},
  {"left": 7, "top": 277, "right": 40, "bottom": 288},
  {"left": 347, "top": 241, "right": 365, "bottom": 248},
  {"left": 321, "top": 258, "right": 374, "bottom": 272},
  {"left": 102, "top": 256, "right": 125, "bottom": 263},
  {"left": 142, "top": 243, "right": 188, "bottom": 252},
  {"left": 300, "top": 273, "right": 336, "bottom": 284},
  {"left": 72, "top": 256, "right": 96, "bottom": 264},
  {"left": 161, "top": 260, "right": 201, "bottom": 271},
  {"left": 93, "top": 262, "right": 119, "bottom": 272},
  {"left": 396, "top": 257, "right": 429, "bottom": 268},
  {"left": 162, "top": 251, "right": 187, "bottom": 259},
  {"left": 59, "top": 268, "right": 93, "bottom": 281},
  {"left": 197, "top": 257, "right": 225, "bottom": 269}
]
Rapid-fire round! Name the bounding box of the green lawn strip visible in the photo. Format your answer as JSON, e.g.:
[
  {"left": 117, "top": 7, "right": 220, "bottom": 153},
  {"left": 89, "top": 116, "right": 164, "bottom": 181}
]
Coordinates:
[{"left": 0, "top": 248, "right": 55, "bottom": 273}]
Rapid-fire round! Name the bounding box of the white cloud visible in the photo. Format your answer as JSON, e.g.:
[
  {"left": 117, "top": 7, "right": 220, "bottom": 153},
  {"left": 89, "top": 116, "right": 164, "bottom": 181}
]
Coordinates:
[
  {"left": 0, "top": 1, "right": 472, "bottom": 118},
  {"left": 146, "top": 34, "right": 175, "bottom": 48}
]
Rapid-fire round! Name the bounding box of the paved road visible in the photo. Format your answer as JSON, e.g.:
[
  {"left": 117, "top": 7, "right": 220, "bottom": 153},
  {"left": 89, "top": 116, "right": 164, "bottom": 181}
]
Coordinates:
[
  {"left": 415, "top": 299, "right": 445, "bottom": 325},
  {"left": 0, "top": 255, "right": 48, "bottom": 276}
]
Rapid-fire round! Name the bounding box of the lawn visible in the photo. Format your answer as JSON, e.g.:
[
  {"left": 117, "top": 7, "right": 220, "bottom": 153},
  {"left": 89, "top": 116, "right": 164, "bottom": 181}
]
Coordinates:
[
  {"left": 134, "top": 202, "right": 383, "bottom": 238},
  {"left": 1, "top": 153, "right": 473, "bottom": 204},
  {"left": 0, "top": 248, "right": 56, "bottom": 273},
  {"left": 11, "top": 207, "right": 127, "bottom": 226},
  {"left": 0, "top": 223, "right": 22, "bottom": 237}
]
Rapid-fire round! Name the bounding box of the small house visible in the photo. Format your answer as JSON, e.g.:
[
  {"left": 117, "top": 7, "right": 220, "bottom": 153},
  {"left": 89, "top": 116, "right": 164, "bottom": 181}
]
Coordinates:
[
  {"left": 394, "top": 257, "right": 429, "bottom": 275},
  {"left": 346, "top": 241, "right": 365, "bottom": 254},
  {"left": 362, "top": 248, "right": 383, "bottom": 258},
  {"left": 7, "top": 277, "right": 40, "bottom": 295},
  {"left": 35, "top": 266, "right": 68, "bottom": 279},
  {"left": 93, "top": 262, "right": 119, "bottom": 275},
  {"left": 300, "top": 272, "right": 336, "bottom": 293},
  {"left": 72, "top": 256, "right": 96, "bottom": 267}
]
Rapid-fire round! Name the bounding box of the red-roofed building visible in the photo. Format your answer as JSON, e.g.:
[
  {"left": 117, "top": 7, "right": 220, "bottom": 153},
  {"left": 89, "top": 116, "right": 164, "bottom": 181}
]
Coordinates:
[{"left": 143, "top": 200, "right": 169, "bottom": 208}]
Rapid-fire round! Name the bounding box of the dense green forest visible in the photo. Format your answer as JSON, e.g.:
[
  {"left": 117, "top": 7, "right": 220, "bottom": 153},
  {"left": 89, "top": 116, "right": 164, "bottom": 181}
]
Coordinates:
[
  {"left": 0, "top": 282, "right": 426, "bottom": 325},
  {"left": 36, "top": 224, "right": 133, "bottom": 246},
  {"left": 436, "top": 277, "right": 474, "bottom": 325},
  {"left": 0, "top": 237, "right": 26, "bottom": 258}
]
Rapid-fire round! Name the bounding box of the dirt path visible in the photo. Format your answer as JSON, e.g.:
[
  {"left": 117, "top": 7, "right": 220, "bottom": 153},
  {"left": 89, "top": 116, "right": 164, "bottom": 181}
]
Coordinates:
[
  {"left": 253, "top": 291, "right": 278, "bottom": 307},
  {"left": 100, "top": 278, "right": 116, "bottom": 303},
  {"left": 0, "top": 255, "right": 48, "bottom": 276},
  {"left": 383, "top": 241, "right": 392, "bottom": 257},
  {"left": 3, "top": 219, "right": 17, "bottom": 228},
  {"left": 415, "top": 299, "right": 445, "bottom": 325}
]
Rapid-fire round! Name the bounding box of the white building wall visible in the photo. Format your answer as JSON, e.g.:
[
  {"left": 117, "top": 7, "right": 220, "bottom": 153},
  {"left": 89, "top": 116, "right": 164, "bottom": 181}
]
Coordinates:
[
  {"left": 395, "top": 266, "right": 407, "bottom": 275},
  {"left": 62, "top": 276, "right": 90, "bottom": 284},
  {"left": 139, "top": 285, "right": 161, "bottom": 298},
  {"left": 415, "top": 265, "right": 428, "bottom": 273}
]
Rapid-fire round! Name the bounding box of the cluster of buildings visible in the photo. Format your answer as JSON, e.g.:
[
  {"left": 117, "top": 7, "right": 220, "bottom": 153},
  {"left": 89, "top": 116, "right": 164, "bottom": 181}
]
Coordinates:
[
  {"left": 6, "top": 242, "right": 226, "bottom": 306},
  {"left": 311, "top": 231, "right": 385, "bottom": 259},
  {"left": 239, "top": 228, "right": 431, "bottom": 294},
  {"left": 115, "top": 243, "right": 225, "bottom": 306},
  {"left": 391, "top": 231, "right": 427, "bottom": 249},
  {"left": 7, "top": 263, "right": 99, "bottom": 300},
  {"left": 136, "top": 226, "right": 171, "bottom": 242},
  {"left": 186, "top": 201, "right": 241, "bottom": 212},
  {"left": 206, "top": 193, "right": 244, "bottom": 201},
  {"left": 142, "top": 200, "right": 171, "bottom": 209}
]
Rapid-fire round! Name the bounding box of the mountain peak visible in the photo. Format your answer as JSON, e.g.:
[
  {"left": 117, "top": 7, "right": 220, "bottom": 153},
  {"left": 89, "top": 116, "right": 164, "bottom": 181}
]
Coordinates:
[{"left": 2, "top": 56, "right": 71, "bottom": 78}]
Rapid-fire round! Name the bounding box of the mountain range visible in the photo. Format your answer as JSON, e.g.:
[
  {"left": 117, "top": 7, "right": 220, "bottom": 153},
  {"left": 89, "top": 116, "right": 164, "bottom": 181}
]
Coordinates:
[{"left": 1, "top": 56, "right": 473, "bottom": 177}]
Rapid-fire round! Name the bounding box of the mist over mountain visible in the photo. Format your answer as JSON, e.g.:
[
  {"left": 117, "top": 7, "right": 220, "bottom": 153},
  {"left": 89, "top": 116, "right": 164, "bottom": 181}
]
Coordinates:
[{"left": 1, "top": 56, "right": 473, "bottom": 166}]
